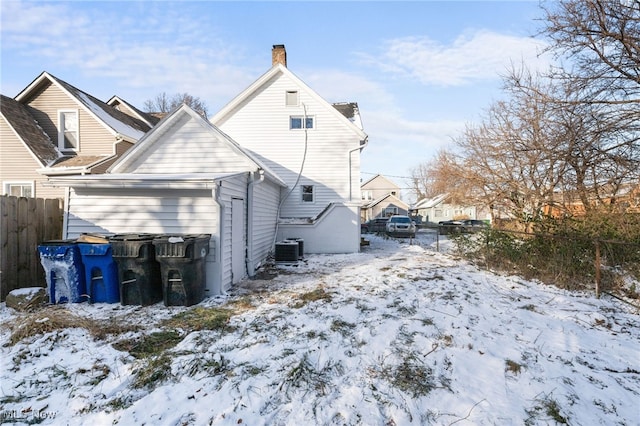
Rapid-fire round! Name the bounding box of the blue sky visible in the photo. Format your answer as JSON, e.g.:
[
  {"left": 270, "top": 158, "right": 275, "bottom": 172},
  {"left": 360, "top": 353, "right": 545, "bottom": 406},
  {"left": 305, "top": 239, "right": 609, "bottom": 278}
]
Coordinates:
[{"left": 1, "top": 1, "right": 552, "bottom": 200}]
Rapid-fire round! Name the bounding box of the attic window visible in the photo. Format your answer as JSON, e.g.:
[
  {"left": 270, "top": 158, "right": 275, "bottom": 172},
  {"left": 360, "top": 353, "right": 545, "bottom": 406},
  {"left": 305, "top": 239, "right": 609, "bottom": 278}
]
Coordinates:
[
  {"left": 286, "top": 91, "right": 298, "bottom": 106},
  {"left": 290, "top": 116, "right": 314, "bottom": 130},
  {"left": 58, "top": 110, "right": 79, "bottom": 151}
]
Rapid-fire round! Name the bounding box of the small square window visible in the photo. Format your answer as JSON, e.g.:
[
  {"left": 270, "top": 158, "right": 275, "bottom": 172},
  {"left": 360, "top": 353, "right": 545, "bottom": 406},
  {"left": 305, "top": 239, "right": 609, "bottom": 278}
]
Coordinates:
[
  {"left": 302, "top": 185, "right": 314, "bottom": 202},
  {"left": 290, "top": 116, "right": 303, "bottom": 129},
  {"left": 286, "top": 91, "right": 298, "bottom": 106}
]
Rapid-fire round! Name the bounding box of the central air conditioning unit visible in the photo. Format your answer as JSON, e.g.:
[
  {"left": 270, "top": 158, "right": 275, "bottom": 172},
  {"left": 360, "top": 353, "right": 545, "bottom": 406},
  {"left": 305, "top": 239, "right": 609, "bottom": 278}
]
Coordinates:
[
  {"left": 275, "top": 240, "right": 300, "bottom": 262},
  {"left": 285, "top": 237, "right": 304, "bottom": 258}
]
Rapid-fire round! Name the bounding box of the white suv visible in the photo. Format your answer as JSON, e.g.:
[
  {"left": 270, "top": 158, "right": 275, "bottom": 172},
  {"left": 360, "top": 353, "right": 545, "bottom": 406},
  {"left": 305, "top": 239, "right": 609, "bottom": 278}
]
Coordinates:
[{"left": 385, "top": 215, "right": 416, "bottom": 238}]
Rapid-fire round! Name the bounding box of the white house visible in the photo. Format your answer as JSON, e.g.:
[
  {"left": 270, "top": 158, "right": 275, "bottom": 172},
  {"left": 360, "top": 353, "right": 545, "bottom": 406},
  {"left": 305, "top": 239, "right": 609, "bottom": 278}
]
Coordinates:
[
  {"left": 48, "top": 105, "right": 286, "bottom": 296},
  {"left": 411, "top": 193, "right": 478, "bottom": 224},
  {"left": 48, "top": 45, "right": 368, "bottom": 296},
  {"left": 211, "top": 45, "right": 368, "bottom": 254}
]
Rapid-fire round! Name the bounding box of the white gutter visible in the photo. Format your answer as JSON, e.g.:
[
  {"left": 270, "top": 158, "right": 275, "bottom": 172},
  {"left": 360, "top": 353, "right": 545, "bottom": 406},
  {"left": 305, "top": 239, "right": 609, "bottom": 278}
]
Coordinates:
[{"left": 349, "top": 136, "right": 369, "bottom": 201}]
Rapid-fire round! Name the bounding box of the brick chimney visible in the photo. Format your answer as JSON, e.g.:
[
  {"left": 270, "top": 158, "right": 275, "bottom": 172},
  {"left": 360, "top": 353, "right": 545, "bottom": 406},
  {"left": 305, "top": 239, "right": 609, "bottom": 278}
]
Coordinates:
[{"left": 272, "top": 44, "right": 287, "bottom": 67}]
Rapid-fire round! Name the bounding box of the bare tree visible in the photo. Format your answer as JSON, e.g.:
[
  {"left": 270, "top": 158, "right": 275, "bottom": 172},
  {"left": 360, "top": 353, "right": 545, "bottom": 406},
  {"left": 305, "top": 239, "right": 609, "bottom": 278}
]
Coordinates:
[
  {"left": 452, "top": 74, "right": 571, "bottom": 228},
  {"left": 409, "top": 150, "right": 467, "bottom": 202},
  {"left": 540, "top": 0, "right": 640, "bottom": 104},
  {"left": 143, "top": 92, "right": 209, "bottom": 118}
]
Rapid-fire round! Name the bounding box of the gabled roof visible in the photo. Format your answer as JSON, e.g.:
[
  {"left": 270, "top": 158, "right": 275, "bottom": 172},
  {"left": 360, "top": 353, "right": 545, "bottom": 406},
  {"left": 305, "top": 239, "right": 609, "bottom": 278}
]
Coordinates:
[
  {"left": 107, "top": 95, "right": 161, "bottom": 128},
  {"left": 109, "top": 104, "right": 286, "bottom": 187},
  {"left": 364, "top": 193, "right": 410, "bottom": 210},
  {"left": 211, "top": 64, "right": 367, "bottom": 141},
  {"left": 413, "top": 193, "right": 450, "bottom": 209},
  {"left": 361, "top": 174, "right": 401, "bottom": 190},
  {"left": 0, "top": 94, "right": 60, "bottom": 167},
  {"left": 15, "top": 72, "right": 151, "bottom": 142}
]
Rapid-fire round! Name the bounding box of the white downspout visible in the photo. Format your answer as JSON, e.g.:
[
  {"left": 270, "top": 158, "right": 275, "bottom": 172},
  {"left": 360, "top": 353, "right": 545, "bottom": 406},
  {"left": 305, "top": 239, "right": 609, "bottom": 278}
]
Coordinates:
[
  {"left": 212, "top": 182, "right": 224, "bottom": 294},
  {"left": 349, "top": 136, "right": 369, "bottom": 201},
  {"left": 246, "top": 169, "right": 264, "bottom": 277}
]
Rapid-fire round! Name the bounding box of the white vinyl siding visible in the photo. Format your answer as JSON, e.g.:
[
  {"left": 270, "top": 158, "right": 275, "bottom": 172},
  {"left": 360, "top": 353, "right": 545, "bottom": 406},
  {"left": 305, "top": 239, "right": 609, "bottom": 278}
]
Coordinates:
[
  {"left": 124, "top": 114, "right": 254, "bottom": 174},
  {"left": 215, "top": 71, "right": 362, "bottom": 218},
  {"left": 249, "top": 178, "right": 280, "bottom": 271},
  {"left": 65, "top": 187, "right": 221, "bottom": 295},
  {"left": 65, "top": 188, "right": 218, "bottom": 236},
  {"left": 217, "top": 175, "right": 248, "bottom": 290}
]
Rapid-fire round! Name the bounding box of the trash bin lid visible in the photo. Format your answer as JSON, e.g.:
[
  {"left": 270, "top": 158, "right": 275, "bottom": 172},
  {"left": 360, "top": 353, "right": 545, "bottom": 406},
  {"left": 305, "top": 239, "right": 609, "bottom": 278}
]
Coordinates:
[
  {"left": 78, "top": 243, "right": 112, "bottom": 256},
  {"left": 110, "top": 233, "right": 156, "bottom": 242}
]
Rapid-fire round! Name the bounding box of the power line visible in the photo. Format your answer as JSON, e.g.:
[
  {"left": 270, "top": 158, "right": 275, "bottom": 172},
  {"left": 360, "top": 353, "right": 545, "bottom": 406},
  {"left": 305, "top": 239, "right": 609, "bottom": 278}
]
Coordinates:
[{"left": 361, "top": 171, "right": 414, "bottom": 180}]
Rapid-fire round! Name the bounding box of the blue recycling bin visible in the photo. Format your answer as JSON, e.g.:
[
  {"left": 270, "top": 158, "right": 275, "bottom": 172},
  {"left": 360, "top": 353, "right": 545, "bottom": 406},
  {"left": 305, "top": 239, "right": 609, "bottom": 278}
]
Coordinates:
[
  {"left": 78, "top": 243, "right": 120, "bottom": 304},
  {"left": 37, "top": 240, "right": 87, "bottom": 304}
]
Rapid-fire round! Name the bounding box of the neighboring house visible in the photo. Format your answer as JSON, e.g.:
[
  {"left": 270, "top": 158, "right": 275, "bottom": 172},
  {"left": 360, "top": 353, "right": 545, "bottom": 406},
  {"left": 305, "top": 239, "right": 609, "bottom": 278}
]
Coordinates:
[
  {"left": 48, "top": 104, "right": 287, "bottom": 296},
  {"left": 0, "top": 72, "right": 152, "bottom": 199},
  {"left": 363, "top": 193, "right": 410, "bottom": 221},
  {"left": 542, "top": 182, "right": 640, "bottom": 217},
  {"left": 411, "top": 193, "right": 479, "bottom": 224},
  {"left": 360, "top": 174, "right": 405, "bottom": 221},
  {"left": 211, "top": 45, "right": 368, "bottom": 254},
  {"left": 106, "top": 95, "right": 161, "bottom": 129}
]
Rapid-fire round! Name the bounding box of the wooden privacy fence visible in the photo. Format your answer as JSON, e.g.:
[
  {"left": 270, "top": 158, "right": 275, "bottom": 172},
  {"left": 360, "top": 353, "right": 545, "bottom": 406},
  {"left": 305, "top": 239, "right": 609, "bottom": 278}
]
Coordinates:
[{"left": 0, "top": 195, "right": 63, "bottom": 301}]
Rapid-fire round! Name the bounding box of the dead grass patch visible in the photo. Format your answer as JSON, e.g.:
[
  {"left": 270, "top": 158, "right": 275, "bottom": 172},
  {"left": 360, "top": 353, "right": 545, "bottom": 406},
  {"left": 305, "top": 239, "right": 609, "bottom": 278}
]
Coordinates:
[
  {"left": 292, "top": 287, "right": 332, "bottom": 308},
  {"left": 113, "top": 330, "right": 183, "bottom": 358},
  {"left": 5, "top": 307, "right": 139, "bottom": 346},
  {"left": 162, "top": 306, "right": 234, "bottom": 333}
]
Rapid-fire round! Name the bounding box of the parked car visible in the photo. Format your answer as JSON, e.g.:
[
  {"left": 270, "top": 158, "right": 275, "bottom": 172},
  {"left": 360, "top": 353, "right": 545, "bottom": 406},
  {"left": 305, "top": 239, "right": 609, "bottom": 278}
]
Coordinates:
[
  {"left": 438, "top": 220, "right": 463, "bottom": 235},
  {"left": 361, "top": 217, "right": 389, "bottom": 233},
  {"left": 385, "top": 215, "right": 416, "bottom": 238},
  {"left": 460, "top": 219, "right": 489, "bottom": 233}
]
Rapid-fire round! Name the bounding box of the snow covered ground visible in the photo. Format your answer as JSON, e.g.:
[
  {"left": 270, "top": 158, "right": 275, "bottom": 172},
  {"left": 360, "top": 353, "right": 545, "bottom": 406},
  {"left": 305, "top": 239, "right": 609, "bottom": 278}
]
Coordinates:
[{"left": 1, "top": 232, "right": 639, "bottom": 425}]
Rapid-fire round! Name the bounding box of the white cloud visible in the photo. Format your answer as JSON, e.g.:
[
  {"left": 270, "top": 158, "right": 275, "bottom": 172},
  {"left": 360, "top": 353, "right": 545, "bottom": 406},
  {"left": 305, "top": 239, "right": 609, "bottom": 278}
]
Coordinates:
[
  {"left": 0, "top": 0, "right": 257, "bottom": 108},
  {"left": 302, "top": 69, "right": 397, "bottom": 113},
  {"left": 362, "top": 30, "right": 550, "bottom": 87}
]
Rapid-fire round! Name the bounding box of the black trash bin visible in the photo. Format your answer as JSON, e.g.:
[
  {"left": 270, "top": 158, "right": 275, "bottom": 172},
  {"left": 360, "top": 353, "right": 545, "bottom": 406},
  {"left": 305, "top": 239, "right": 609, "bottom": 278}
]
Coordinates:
[
  {"left": 110, "top": 234, "right": 163, "bottom": 306},
  {"left": 37, "top": 240, "right": 87, "bottom": 304},
  {"left": 152, "top": 234, "right": 211, "bottom": 307}
]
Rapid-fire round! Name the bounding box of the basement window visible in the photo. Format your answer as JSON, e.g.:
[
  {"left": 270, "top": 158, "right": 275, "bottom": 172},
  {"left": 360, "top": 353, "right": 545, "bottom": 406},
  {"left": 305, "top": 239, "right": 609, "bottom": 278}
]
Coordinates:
[
  {"left": 290, "top": 116, "right": 314, "bottom": 130},
  {"left": 302, "top": 185, "right": 314, "bottom": 202}
]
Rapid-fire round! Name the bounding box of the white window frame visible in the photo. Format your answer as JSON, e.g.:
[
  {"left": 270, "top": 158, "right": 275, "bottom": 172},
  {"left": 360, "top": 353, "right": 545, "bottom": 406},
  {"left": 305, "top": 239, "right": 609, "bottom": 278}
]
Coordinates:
[
  {"left": 3, "top": 181, "right": 34, "bottom": 197},
  {"left": 362, "top": 190, "right": 373, "bottom": 201},
  {"left": 286, "top": 91, "right": 299, "bottom": 106},
  {"left": 58, "top": 109, "right": 79, "bottom": 152},
  {"left": 290, "top": 115, "right": 314, "bottom": 130},
  {"left": 302, "top": 185, "right": 314, "bottom": 203}
]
